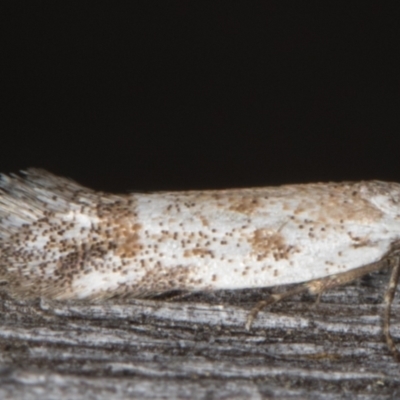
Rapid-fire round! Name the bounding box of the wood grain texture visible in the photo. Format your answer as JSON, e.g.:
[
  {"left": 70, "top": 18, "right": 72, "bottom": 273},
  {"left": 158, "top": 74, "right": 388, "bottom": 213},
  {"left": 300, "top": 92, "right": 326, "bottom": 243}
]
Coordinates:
[{"left": 0, "top": 270, "right": 400, "bottom": 399}]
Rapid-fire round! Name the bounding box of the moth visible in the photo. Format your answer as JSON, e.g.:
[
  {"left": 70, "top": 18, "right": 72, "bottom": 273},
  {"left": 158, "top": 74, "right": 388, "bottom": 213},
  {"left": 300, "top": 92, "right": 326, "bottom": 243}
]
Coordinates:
[{"left": 1, "top": 169, "right": 400, "bottom": 358}]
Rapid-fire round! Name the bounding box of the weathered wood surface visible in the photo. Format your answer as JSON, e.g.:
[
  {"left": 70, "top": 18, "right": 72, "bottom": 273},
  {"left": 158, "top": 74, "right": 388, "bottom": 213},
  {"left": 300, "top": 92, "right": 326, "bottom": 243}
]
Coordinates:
[{"left": 0, "top": 270, "right": 400, "bottom": 399}]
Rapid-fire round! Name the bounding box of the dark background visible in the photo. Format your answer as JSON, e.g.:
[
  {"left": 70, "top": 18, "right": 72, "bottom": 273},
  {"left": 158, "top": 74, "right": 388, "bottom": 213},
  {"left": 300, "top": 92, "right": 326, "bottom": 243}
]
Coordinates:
[{"left": 2, "top": 3, "right": 399, "bottom": 192}]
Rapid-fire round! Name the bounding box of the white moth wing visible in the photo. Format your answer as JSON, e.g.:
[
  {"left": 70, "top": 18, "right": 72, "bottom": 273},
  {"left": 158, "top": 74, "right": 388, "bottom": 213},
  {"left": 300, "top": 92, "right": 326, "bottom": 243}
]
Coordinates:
[
  {"left": 1, "top": 169, "right": 400, "bottom": 300},
  {"left": 127, "top": 182, "right": 400, "bottom": 292}
]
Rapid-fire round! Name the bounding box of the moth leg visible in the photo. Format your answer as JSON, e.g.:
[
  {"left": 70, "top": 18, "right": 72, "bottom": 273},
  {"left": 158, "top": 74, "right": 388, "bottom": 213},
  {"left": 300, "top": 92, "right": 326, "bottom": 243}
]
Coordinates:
[
  {"left": 383, "top": 254, "right": 400, "bottom": 360},
  {"left": 245, "top": 284, "right": 308, "bottom": 330},
  {"left": 246, "top": 258, "right": 389, "bottom": 331}
]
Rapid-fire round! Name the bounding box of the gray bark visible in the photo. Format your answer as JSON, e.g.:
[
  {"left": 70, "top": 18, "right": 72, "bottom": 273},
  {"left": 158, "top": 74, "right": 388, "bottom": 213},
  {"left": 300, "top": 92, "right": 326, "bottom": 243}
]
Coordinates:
[{"left": 0, "top": 270, "right": 400, "bottom": 399}]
